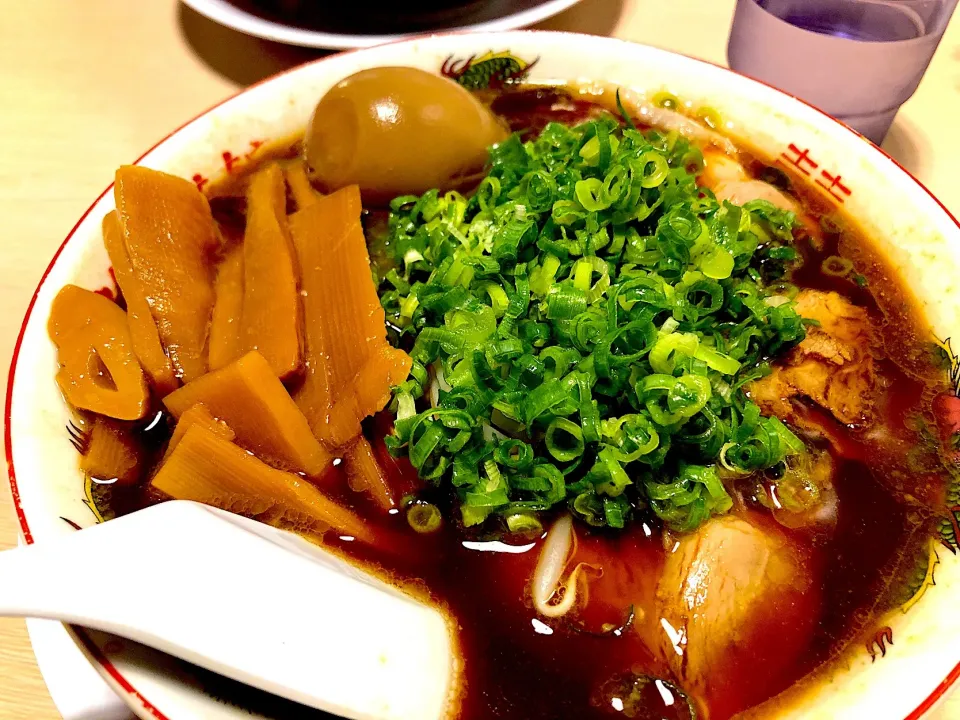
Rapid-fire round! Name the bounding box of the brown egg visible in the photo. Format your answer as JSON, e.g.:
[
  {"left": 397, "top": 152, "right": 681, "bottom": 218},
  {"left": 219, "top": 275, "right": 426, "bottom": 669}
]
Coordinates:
[{"left": 303, "top": 67, "right": 508, "bottom": 204}]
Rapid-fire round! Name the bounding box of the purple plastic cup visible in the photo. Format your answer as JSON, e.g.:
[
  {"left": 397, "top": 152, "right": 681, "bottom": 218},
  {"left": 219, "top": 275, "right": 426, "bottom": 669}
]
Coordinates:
[{"left": 727, "top": 0, "right": 958, "bottom": 143}]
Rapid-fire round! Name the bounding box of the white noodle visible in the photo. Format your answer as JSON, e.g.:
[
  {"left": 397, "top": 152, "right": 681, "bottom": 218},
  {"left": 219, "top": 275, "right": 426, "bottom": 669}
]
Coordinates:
[
  {"left": 437, "top": 365, "right": 451, "bottom": 392},
  {"left": 531, "top": 514, "right": 590, "bottom": 618}
]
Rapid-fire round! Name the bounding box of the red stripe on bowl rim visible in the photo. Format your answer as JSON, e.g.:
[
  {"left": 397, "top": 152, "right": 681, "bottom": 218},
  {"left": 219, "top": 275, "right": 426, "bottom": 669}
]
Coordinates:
[
  {"left": 4, "top": 29, "right": 959, "bottom": 720},
  {"left": 67, "top": 627, "right": 168, "bottom": 720}
]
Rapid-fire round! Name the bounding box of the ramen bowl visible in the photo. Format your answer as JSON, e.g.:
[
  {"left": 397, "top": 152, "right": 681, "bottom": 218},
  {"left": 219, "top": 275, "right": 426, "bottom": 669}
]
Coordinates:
[{"left": 6, "top": 31, "right": 960, "bottom": 719}]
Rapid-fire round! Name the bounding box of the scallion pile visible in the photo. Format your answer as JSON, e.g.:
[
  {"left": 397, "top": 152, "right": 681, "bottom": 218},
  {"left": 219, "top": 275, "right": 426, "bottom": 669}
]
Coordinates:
[{"left": 379, "top": 105, "right": 809, "bottom": 533}]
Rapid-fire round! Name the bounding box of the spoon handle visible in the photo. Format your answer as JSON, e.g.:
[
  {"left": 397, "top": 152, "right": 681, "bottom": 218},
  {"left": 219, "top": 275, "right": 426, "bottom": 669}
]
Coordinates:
[{"left": 0, "top": 531, "right": 124, "bottom": 624}]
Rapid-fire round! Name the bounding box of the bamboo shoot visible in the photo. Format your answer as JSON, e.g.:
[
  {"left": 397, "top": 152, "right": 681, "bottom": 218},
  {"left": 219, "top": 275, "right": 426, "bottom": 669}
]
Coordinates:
[
  {"left": 48, "top": 285, "right": 149, "bottom": 420},
  {"left": 290, "top": 185, "right": 411, "bottom": 446},
  {"left": 162, "top": 351, "right": 331, "bottom": 476},
  {"left": 114, "top": 165, "right": 219, "bottom": 382},
  {"left": 102, "top": 211, "right": 178, "bottom": 396},
  {"left": 324, "top": 345, "right": 413, "bottom": 447},
  {"left": 80, "top": 416, "right": 144, "bottom": 486},
  {"left": 349, "top": 344, "right": 413, "bottom": 428},
  {"left": 163, "top": 403, "right": 234, "bottom": 460},
  {"left": 209, "top": 243, "right": 245, "bottom": 370},
  {"left": 344, "top": 435, "right": 397, "bottom": 512},
  {"left": 152, "top": 423, "right": 373, "bottom": 543},
  {"left": 241, "top": 163, "right": 301, "bottom": 379},
  {"left": 284, "top": 160, "right": 322, "bottom": 210},
  {"left": 290, "top": 185, "right": 361, "bottom": 434}
]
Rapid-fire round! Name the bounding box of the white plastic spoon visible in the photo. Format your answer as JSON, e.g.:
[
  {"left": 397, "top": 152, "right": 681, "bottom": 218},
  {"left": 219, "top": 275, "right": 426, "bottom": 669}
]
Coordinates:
[{"left": 0, "top": 500, "right": 454, "bottom": 720}]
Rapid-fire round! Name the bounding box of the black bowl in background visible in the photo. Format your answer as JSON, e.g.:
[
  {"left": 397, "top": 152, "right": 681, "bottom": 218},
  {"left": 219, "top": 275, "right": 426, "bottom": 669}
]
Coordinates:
[{"left": 227, "top": 0, "right": 553, "bottom": 34}]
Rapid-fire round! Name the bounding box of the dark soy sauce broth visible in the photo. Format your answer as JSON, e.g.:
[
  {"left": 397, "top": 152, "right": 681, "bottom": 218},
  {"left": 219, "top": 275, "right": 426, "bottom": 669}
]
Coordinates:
[{"left": 94, "top": 86, "right": 954, "bottom": 719}]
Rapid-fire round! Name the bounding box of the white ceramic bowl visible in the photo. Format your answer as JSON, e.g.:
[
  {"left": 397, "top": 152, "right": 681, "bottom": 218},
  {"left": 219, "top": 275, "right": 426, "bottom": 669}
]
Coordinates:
[{"left": 7, "top": 31, "right": 960, "bottom": 720}]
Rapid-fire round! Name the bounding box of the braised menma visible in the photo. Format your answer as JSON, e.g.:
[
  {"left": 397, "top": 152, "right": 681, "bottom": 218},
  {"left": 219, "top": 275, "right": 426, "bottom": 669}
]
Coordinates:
[{"left": 49, "top": 67, "right": 959, "bottom": 719}]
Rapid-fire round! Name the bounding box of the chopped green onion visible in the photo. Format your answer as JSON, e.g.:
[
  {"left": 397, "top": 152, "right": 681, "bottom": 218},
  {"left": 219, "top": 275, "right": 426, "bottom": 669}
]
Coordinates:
[
  {"left": 545, "top": 418, "right": 585, "bottom": 462},
  {"left": 693, "top": 345, "right": 741, "bottom": 375},
  {"left": 636, "top": 151, "right": 670, "bottom": 189},
  {"left": 407, "top": 502, "right": 442, "bottom": 534},
  {"left": 652, "top": 91, "right": 679, "bottom": 110},
  {"left": 649, "top": 332, "right": 699, "bottom": 375},
  {"left": 699, "top": 246, "right": 735, "bottom": 279},
  {"left": 505, "top": 512, "right": 543, "bottom": 534},
  {"left": 822, "top": 255, "right": 854, "bottom": 277},
  {"left": 695, "top": 106, "right": 722, "bottom": 130},
  {"left": 478, "top": 282, "right": 510, "bottom": 317},
  {"left": 380, "top": 103, "right": 807, "bottom": 533}
]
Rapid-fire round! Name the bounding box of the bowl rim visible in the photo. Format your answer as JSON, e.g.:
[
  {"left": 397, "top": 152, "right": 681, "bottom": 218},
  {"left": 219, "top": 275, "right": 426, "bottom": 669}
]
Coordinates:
[{"left": 6, "top": 29, "right": 960, "bottom": 720}]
